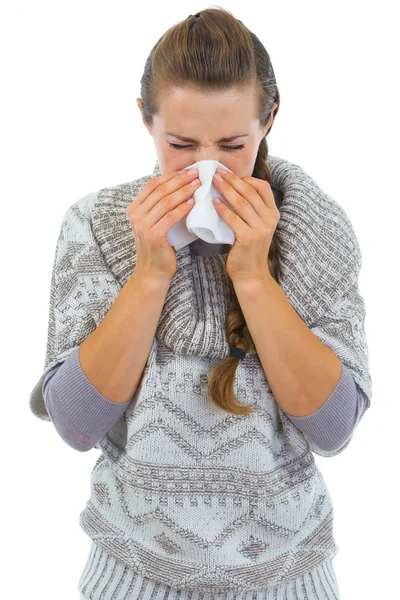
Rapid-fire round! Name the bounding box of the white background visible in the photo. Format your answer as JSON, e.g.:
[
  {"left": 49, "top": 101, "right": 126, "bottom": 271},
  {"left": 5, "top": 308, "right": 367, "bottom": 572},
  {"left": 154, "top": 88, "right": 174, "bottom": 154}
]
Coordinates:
[{"left": 2, "top": 1, "right": 398, "bottom": 599}]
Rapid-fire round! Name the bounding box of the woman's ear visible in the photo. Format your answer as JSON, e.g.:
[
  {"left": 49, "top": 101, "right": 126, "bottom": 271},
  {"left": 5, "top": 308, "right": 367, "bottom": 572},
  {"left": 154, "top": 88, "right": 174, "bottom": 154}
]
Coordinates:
[
  {"left": 265, "top": 102, "right": 278, "bottom": 134},
  {"left": 137, "top": 98, "right": 152, "bottom": 134}
]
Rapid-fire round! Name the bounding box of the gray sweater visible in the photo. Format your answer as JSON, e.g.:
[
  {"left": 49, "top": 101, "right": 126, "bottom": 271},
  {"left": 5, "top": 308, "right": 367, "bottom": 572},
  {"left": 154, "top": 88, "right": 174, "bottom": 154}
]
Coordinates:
[
  {"left": 30, "top": 155, "right": 373, "bottom": 599},
  {"left": 42, "top": 343, "right": 367, "bottom": 454},
  {"left": 42, "top": 238, "right": 368, "bottom": 455}
]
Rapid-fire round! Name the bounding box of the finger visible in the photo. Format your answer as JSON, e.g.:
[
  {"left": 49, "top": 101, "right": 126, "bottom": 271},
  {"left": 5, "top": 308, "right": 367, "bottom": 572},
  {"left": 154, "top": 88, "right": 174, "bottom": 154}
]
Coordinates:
[
  {"left": 212, "top": 173, "right": 264, "bottom": 228},
  {"left": 130, "top": 170, "right": 195, "bottom": 211},
  {"left": 242, "top": 176, "right": 278, "bottom": 211},
  {"left": 134, "top": 177, "right": 201, "bottom": 231},
  {"left": 213, "top": 196, "right": 250, "bottom": 238},
  {"left": 213, "top": 170, "right": 270, "bottom": 221}
]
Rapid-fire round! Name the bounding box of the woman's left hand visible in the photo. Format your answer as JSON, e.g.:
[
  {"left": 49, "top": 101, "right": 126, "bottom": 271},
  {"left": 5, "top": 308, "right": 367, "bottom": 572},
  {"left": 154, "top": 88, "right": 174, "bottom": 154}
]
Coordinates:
[{"left": 212, "top": 167, "right": 280, "bottom": 283}]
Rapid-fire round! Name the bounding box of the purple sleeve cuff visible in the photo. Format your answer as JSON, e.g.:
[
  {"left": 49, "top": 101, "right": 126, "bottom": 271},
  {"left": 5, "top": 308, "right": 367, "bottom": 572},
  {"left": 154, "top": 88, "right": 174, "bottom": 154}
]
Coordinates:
[
  {"left": 43, "top": 347, "right": 367, "bottom": 456},
  {"left": 283, "top": 361, "right": 367, "bottom": 453},
  {"left": 42, "top": 346, "right": 133, "bottom": 452}
]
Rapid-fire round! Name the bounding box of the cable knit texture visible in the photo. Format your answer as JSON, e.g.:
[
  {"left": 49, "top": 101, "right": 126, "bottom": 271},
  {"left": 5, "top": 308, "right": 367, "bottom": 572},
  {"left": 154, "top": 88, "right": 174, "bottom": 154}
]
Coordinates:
[{"left": 29, "top": 155, "right": 372, "bottom": 598}]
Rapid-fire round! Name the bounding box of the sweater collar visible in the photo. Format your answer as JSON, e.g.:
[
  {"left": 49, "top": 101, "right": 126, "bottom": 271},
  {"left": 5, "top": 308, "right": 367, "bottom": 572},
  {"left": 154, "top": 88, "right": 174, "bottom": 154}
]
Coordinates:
[
  {"left": 91, "top": 161, "right": 237, "bottom": 360},
  {"left": 91, "top": 155, "right": 352, "bottom": 361}
]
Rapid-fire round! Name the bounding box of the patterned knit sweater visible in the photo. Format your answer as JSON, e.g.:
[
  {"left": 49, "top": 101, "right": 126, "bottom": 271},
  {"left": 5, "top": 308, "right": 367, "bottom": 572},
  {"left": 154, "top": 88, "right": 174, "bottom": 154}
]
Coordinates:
[
  {"left": 29, "top": 155, "right": 372, "bottom": 599},
  {"left": 41, "top": 283, "right": 367, "bottom": 455}
]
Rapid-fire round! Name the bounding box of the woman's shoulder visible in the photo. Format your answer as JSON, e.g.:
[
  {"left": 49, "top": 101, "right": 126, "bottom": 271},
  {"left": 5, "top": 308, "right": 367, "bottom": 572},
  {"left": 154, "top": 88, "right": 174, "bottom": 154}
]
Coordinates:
[{"left": 65, "top": 170, "right": 154, "bottom": 226}]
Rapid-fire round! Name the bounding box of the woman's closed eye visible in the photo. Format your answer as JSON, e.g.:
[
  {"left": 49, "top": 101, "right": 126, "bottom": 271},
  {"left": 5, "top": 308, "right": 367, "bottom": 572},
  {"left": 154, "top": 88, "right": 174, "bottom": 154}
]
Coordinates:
[{"left": 168, "top": 143, "right": 245, "bottom": 152}]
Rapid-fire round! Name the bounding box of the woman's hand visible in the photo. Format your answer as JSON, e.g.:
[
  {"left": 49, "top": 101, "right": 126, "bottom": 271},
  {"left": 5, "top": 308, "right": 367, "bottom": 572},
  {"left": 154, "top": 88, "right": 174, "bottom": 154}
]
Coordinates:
[
  {"left": 126, "top": 169, "right": 200, "bottom": 281},
  {"left": 211, "top": 167, "right": 280, "bottom": 283}
]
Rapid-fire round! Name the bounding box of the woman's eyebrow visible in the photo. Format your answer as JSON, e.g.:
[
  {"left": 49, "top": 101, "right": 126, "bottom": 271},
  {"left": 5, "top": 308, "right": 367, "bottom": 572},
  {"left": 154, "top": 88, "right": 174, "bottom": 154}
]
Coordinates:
[{"left": 165, "top": 132, "right": 250, "bottom": 143}]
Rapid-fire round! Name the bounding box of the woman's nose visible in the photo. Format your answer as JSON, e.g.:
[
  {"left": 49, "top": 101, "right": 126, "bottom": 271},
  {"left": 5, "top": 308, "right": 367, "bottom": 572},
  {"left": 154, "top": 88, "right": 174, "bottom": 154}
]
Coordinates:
[{"left": 196, "top": 152, "right": 225, "bottom": 162}]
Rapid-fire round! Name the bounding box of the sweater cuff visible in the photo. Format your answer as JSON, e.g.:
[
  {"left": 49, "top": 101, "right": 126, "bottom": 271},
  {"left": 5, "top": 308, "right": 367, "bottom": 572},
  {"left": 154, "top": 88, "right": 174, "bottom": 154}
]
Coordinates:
[
  {"left": 283, "top": 361, "right": 367, "bottom": 452},
  {"left": 43, "top": 346, "right": 132, "bottom": 451}
]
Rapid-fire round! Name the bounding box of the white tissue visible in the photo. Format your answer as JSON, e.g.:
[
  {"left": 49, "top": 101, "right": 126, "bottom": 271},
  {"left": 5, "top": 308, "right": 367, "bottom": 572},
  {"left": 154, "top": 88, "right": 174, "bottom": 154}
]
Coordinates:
[{"left": 167, "top": 160, "right": 237, "bottom": 251}]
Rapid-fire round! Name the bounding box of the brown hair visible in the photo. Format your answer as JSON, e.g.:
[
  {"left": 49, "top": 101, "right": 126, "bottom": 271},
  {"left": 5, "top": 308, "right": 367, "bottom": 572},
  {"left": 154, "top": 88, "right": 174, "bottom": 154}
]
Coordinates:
[{"left": 139, "top": 6, "right": 282, "bottom": 415}]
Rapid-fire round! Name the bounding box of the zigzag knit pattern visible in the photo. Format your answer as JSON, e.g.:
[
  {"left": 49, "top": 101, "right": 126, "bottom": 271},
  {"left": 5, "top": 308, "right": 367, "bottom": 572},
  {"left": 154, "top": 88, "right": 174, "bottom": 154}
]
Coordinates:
[{"left": 29, "top": 155, "right": 372, "bottom": 596}]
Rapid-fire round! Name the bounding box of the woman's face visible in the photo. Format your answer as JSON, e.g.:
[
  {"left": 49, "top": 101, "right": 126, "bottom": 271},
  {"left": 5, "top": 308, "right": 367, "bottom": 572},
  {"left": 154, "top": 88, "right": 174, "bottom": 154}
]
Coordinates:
[{"left": 137, "top": 86, "right": 277, "bottom": 177}]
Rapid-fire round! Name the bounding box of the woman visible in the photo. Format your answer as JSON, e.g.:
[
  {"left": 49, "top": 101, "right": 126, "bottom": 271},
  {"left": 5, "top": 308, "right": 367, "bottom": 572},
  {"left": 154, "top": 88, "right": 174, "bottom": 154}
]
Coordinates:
[{"left": 29, "top": 8, "right": 372, "bottom": 599}]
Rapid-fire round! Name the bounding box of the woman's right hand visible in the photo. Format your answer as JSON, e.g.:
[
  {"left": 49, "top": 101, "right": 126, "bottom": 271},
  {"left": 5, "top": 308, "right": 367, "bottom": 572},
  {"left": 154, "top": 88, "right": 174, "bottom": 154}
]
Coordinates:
[{"left": 126, "top": 167, "right": 201, "bottom": 280}]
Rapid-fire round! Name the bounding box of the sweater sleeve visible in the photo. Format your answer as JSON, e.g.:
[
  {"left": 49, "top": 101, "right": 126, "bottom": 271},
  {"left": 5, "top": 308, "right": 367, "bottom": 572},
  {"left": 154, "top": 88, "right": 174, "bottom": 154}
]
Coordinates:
[
  {"left": 29, "top": 195, "right": 124, "bottom": 424},
  {"left": 43, "top": 343, "right": 366, "bottom": 456},
  {"left": 283, "top": 360, "right": 367, "bottom": 454},
  {"left": 42, "top": 345, "right": 133, "bottom": 452}
]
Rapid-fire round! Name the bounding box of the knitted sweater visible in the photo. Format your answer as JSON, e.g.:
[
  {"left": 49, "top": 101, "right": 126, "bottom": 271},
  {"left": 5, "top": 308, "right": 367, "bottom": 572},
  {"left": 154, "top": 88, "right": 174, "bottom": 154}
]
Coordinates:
[
  {"left": 29, "top": 156, "right": 372, "bottom": 599},
  {"left": 41, "top": 280, "right": 367, "bottom": 456}
]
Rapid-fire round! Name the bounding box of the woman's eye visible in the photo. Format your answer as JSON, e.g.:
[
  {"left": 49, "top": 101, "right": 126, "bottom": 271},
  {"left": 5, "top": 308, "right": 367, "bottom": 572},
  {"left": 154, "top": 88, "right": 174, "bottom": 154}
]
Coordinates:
[{"left": 168, "top": 143, "right": 245, "bottom": 152}]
